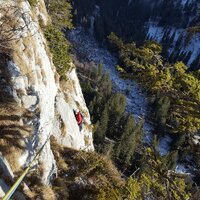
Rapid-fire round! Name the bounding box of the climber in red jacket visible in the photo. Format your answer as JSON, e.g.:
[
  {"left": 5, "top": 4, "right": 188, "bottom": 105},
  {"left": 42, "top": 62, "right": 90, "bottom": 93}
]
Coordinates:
[
  {"left": 74, "top": 109, "right": 83, "bottom": 131},
  {"left": 76, "top": 111, "right": 83, "bottom": 125}
]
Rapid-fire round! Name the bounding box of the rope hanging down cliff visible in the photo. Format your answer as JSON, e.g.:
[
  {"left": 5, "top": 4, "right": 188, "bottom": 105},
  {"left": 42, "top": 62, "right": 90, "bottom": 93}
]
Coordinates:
[{"left": 3, "top": 135, "right": 51, "bottom": 200}]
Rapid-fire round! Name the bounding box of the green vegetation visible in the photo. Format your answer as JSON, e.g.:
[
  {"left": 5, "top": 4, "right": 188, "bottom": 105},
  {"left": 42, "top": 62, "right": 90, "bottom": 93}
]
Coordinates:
[
  {"left": 114, "top": 115, "right": 143, "bottom": 167},
  {"left": 73, "top": 0, "right": 199, "bottom": 66},
  {"left": 44, "top": 26, "right": 71, "bottom": 79},
  {"left": 47, "top": 137, "right": 124, "bottom": 200},
  {"left": 28, "top": 0, "right": 38, "bottom": 7},
  {"left": 77, "top": 60, "right": 193, "bottom": 199},
  {"left": 108, "top": 32, "right": 200, "bottom": 135},
  {"left": 122, "top": 147, "right": 190, "bottom": 200},
  {"left": 24, "top": 137, "right": 190, "bottom": 200},
  {"left": 44, "top": 0, "right": 73, "bottom": 29},
  {"left": 25, "top": 1, "right": 197, "bottom": 198},
  {"left": 78, "top": 63, "right": 143, "bottom": 169},
  {"left": 43, "top": 0, "right": 73, "bottom": 79},
  {"left": 104, "top": 35, "right": 200, "bottom": 197}
]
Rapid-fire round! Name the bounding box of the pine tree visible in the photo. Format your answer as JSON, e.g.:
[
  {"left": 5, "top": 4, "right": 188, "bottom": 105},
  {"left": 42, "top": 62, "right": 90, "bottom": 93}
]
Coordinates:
[
  {"left": 106, "top": 93, "right": 126, "bottom": 139},
  {"left": 94, "top": 108, "right": 109, "bottom": 144},
  {"left": 155, "top": 96, "right": 171, "bottom": 128},
  {"left": 98, "top": 74, "right": 112, "bottom": 97},
  {"left": 96, "top": 63, "right": 103, "bottom": 79},
  {"left": 114, "top": 115, "right": 143, "bottom": 167}
]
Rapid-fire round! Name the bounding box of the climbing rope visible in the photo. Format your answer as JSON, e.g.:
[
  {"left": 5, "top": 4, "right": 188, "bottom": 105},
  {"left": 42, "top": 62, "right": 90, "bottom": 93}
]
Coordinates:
[{"left": 3, "top": 135, "right": 51, "bottom": 200}]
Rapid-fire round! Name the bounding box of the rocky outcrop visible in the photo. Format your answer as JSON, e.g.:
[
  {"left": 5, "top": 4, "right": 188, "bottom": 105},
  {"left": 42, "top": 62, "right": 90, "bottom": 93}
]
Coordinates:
[
  {"left": 54, "top": 66, "right": 93, "bottom": 151},
  {"left": 0, "top": 0, "right": 93, "bottom": 197}
]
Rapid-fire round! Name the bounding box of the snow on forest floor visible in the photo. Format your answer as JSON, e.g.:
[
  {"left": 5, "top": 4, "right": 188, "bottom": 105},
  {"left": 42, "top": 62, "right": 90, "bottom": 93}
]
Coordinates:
[
  {"left": 157, "top": 135, "right": 173, "bottom": 156},
  {"left": 147, "top": 21, "right": 200, "bottom": 65},
  {"left": 176, "top": 164, "right": 190, "bottom": 174},
  {"left": 68, "top": 27, "right": 171, "bottom": 153},
  {"left": 68, "top": 28, "right": 199, "bottom": 175}
]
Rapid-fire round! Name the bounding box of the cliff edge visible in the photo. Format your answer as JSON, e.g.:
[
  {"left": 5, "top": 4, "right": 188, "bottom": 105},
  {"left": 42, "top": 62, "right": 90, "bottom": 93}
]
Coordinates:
[{"left": 0, "top": 0, "right": 93, "bottom": 197}]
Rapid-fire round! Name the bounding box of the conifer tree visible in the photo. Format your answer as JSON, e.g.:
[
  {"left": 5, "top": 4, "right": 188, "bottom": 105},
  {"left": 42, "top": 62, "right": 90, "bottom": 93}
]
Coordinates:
[
  {"left": 114, "top": 115, "right": 143, "bottom": 167},
  {"left": 94, "top": 108, "right": 109, "bottom": 144},
  {"left": 116, "top": 146, "right": 190, "bottom": 200},
  {"left": 155, "top": 96, "right": 171, "bottom": 128}
]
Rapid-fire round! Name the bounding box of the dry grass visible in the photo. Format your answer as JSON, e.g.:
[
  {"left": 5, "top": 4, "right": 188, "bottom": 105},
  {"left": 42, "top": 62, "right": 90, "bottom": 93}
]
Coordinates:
[
  {"left": 60, "top": 78, "right": 74, "bottom": 94},
  {"left": 36, "top": 0, "right": 51, "bottom": 27},
  {"left": 12, "top": 37, "right": 36, "bottom": 83},
  {"left": 0, "top": 101, "right": 33, "bottom": 173},
  {"left": 84, "top": 122, "right": 93, "bottom": 132},
  {"left": 59, "top": 116, "right": 67, "bottom": 138},
  {"left": 50, "top": 136, "right": 68, "bottom": 172},
  {"left": 84, "top": 135, "right": 91, "bottom": 147},
  {"left": 51, "top": 136, "right": 123, "bottom": 199},
  {"left": 24, "top": 165, "right": 56, "bottom": 200},
  {"left": 59, "top": 79, "right": 74, "bottom": 104},
  {"left": 23, "top": 184, "right": 36, "bottom": 199},
  {"left": 23, "top": 136, "right": 124, "bottom": 199},
  {"left": 191, "top": 190, "right": 200, "bottom": 200},
  {"left": 38, "top": 186, "right": 57, "bottom": 200},
  {"left": 55, "top": 113, "right": 67, "bottom": 137},
  {"left": 24, "top": 184, "right": 56, "bottom": 200}
]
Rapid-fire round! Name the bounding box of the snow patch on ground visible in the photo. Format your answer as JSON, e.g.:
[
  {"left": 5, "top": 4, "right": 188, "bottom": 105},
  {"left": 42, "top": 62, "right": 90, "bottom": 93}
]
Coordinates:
[
  {"left": 180, "top": 0, "right": 188, "bottom": 6},
  {"left": 157, "top": 135, "right": 173, "bottom": 156},
  {"left": 175, "top": 163, "right": 193, "bottom": 175},
  {"left": 175, "top": 164, "right": 188, "bottom": 174},
  {"left": 147, "top": 21, "right": 200, "bottom": 66},
  {"left": 192, "top": 135, "right": 200, "bottom": 145},
  {"left": 147, "top": 22, "right": 165, "bottom": 42},
  {"left": 185, "top": 34, "right": 200, "bottom": 65}
]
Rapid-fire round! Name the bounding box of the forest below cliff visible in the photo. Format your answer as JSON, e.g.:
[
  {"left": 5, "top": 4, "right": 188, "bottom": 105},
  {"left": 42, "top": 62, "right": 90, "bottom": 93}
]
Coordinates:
[
  {"left": 0, "top": 0, "right": 199, "bottom": 199},
  {"left": 72, "top": 0, "right": 200, "bottom": 70},
  {"left": 36, "top": 0, "right": 200, "bottom": 199},
  {"left": 69, "top": 0, "right": 200, "bottom": 199}
]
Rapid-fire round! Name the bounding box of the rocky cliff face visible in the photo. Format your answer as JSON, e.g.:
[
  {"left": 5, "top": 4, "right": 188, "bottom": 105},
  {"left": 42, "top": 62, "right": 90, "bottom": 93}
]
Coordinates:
[{"left": 0, "top": 0, "right": 93, "bottom": 197}]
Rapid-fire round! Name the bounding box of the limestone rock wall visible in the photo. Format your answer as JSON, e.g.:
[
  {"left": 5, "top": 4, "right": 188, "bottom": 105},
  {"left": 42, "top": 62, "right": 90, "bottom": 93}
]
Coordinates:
[{"left": 0, "top": 0, "right": 93, "bottom": 197}]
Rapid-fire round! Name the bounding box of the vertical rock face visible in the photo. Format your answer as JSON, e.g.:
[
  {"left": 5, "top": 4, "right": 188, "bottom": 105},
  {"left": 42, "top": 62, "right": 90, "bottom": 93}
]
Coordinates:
[
  {"left": 54, "top": 66, "right": 94, "bottom": 151},
  {"left": 0, "top": 0, "right": 93, "bottom": 196}
]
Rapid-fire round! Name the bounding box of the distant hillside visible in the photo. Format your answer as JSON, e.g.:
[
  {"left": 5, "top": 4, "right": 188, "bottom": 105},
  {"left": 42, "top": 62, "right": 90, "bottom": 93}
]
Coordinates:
[{"left": 72, "top": 0, "right": 200, "bottom": 69}]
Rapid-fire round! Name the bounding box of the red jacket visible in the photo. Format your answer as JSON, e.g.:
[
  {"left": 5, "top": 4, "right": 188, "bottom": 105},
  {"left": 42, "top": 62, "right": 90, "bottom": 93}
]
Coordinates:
[{"left": 76, "top": 112, "right": 83, "bottom": 125}]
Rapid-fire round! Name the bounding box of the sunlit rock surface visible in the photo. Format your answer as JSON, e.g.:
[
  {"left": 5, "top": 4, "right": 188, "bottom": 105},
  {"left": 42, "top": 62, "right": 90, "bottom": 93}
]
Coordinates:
[{"left": 0, "top": 0, "right": 93, "bottom": 197}]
